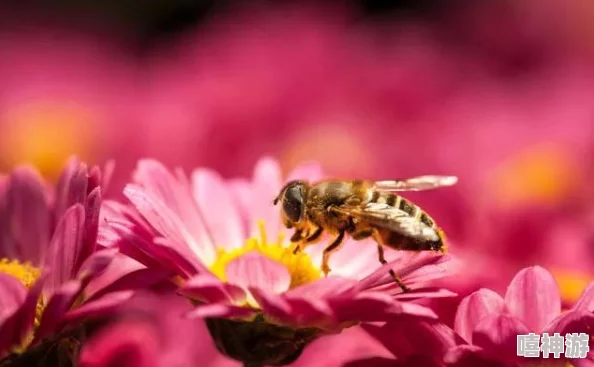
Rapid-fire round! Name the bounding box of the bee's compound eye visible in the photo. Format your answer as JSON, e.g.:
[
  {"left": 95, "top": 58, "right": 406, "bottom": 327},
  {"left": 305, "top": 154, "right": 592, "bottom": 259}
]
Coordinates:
[{"left": 282, "top": 185, "right": 303, "bottom": 223}]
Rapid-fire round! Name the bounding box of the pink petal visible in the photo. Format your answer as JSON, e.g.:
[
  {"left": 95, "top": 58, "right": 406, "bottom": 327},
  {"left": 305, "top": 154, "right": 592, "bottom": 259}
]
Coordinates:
[
  {"left": 504, "top": 266, "right": 561, "bottom": 332},
  {"left": 225, "top": 252, "right": 290, "bottom": 294},
  {"left": 286, "top": 276, "right": 357, "bottom": 299},
  {"left": 55, "top": 157, "right": 88, "bottom": 220},
  {"left": 472, "top": 314, "right": 530, "bottom": 363},
  {"left": 191, "top": 168, "right": 244, "bottom": 250},
  {"left": 76, "top": 248, "right": 117, "bottom": 285},
  {"left": 132, "top": 160, "right": 216, "bottom": 261},
  {"left": 64, "top": 291, "right": 135, "bottom": 326},
  {"left": 362, "top": 320, "right": 458, "bottom": 361},
  {"left": 574, "top": 281, "right": 594, "bottom": 312},
  {"left": 545, "top": 309, "right": 594, "bottom": 335},
  {"left": 282, "top": 297, "right": 335, "bottom": 327},
  {"left": 124, "top": 184, "right": 216, "bottom": 265},
  {"left": 0, "top": 275, "right": 43, "bottom": 357},
  {"left": 153, "top": 237, "right": 207, "bottom": 277},
  {"left": 186, "top": 304, "right": 256, "bottom": 319},
  {"left": 44, "top": 204, "right": 85, "bottom": 295},
  {"left": 2, "top": 166, "right": 49, "bottom": 265},
  {"left": 77, "top": 186, "right": 101, "bottom": 271},
  {"left": 227, "top": 178, "right": 252, "bottom": 234},
  {"left": 248, "top": 157, "right": 283, "bottom": 241},
  {"left": 443, "top": 345, "right": 501, "bottom": 367},
  {"left": 0, "top": 274, "right": 26, "bottom": 323},
  {"left": 84, "top": 254, "right": 168, "bottom": 301},
  {"left": 293, "top": 325, "right": 392, "bottom": 367},
  {"left": 35, "top": 280, "right": 83, "bottom": 342},
  {"left": 79, "top": 319, "right": 159, "bottom": 367},
  {"left": 249, "top": 287, "right": 292, "bottom": 320},
  {"left": 180, "top": 274, "right": 246, "bottom": 304},
  {"left": 454, "top": 289, "right": 506, "bottom": 344},
  {"left": 285, "top": 161, "right": 325, "bottom": 182}
]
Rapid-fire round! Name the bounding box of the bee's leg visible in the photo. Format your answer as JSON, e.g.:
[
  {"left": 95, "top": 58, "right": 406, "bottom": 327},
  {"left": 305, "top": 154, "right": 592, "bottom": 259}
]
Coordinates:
[
  {"left": 303, "top": 226, "right": 323, "bottom": 243},
  {"left": 290, "top": 229, "right": 304, "bottom": 243},
  {"left": 350, "top": 228, "right": 373, "bottom": 241},
  {"left": 321, "top": 230, "right": 345, "bottom": 276},
  {"left": 292, "top": 226, "right": 323, "bottom": 254},
  {"left": 376, "top": 244, "right": 410, "bottom": 293}
]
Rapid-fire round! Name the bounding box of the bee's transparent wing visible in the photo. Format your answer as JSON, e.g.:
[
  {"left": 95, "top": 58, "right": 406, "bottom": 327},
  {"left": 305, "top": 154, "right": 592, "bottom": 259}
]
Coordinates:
[
  {"left": 330, "top": 202, "right": 439, "bottom": 242},
  {"left": 374, "top": 175, "right": 458, "bottom": 192}
]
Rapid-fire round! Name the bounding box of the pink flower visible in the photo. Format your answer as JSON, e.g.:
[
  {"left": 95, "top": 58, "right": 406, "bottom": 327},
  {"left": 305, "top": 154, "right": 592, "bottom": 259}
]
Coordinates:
[
  {"left": 79, "top": 292, "right": 236, "bottom": 367},
  {"left": 446, "top": 266, "right": 594, "bottom": 366},
  {"left": 102, "top": 157, "right": 455, "bottom": 365},
  {"left": 0, "top": 157, "right": 156, "bottom": 360},
  {"left": 78, "top": 291, "right": 395, "bottom": 367}
]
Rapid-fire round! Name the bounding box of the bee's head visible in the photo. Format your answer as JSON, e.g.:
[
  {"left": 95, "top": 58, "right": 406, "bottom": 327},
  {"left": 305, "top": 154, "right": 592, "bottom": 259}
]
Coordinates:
[{"left": 273, "top": 180, "right": 308, "bottom": 228}]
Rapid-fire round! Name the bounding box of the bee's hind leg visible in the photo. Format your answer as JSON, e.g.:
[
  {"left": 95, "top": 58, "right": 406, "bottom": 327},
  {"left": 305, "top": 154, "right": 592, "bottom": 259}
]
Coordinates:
[
  {"left": 376, "top": 243, "right": 411, "bottom": 293},
  {"left": 321, "top": 230, "right": 345, "bottom": 276}
]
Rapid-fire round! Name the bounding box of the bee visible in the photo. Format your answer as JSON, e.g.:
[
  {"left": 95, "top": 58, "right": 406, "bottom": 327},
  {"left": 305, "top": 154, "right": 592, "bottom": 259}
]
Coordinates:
[{"left": 273, "top": 175, "right": 457, "bottom": 292}]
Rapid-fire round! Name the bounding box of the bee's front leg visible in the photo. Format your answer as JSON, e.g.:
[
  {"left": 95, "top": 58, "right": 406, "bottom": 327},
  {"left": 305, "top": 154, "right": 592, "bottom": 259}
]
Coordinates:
[{"left": 321, "top": 230, "right": 345, "bottom": 276}]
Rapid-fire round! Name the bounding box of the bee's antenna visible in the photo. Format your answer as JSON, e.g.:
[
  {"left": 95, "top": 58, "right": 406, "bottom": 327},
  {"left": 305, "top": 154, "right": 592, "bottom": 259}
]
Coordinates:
[{"left": 273, "top": 197, "right": 279, "bottom": 205}]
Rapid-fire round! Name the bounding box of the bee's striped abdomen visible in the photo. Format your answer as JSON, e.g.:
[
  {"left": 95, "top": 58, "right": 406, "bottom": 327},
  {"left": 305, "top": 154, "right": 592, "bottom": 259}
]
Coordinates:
[{"left": 370, "top": 191, "right": 445, "bottom": 252}]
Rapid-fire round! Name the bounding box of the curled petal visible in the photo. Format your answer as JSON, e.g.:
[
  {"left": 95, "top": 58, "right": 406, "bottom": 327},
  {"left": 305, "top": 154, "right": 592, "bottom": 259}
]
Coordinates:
[
  {"left": 77, "top": 187, "right": 101, "bottom": 271},
  {"left": 180, "top": 274, "right": 246, "bottom": 304},
  {"left": 0, "top": 274, "right": 26, "bottom": 322},
  {"left": 362, "top": 319, "right": 458, "bottom": 361},
  {"left": 249, "top": 287, "right": 292, "bottom": 321},
  {"left": 454, "top": 288, "right": 506, "bottom": 343},
  {"left": 545, "top": 309, "right": 594, "bottom": 335},
  {"left": 186, "top": 304, "right": 256, "bottom": 319},
  {"left": 225, "top": 252, "right": 291, "bottom": 294},
  {"left": 64, "top": 291, "right": 135, "bottom": 326},
  {"left": 282, "top": 297, "right": 335, "bottom": 327},
  {"left": 504, "top": 266, "right": 561, "bottom": 332},
  {"left": 472, "top": 314, "right": 530, "bottom": 364}
]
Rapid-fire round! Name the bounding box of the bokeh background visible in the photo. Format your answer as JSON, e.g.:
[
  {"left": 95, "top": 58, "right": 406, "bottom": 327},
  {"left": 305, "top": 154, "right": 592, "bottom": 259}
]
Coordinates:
[{"left": 2, "top": 0, "right": 594, "bottom": 323}]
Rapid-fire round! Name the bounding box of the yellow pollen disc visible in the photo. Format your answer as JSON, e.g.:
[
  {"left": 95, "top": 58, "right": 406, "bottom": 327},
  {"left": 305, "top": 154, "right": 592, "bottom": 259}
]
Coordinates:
[
  {"left": 209, "top": 222, "right": 322, "bottom": 289},
  {"left": 0, "top": 258, "right": 40, "bottom": 289},
  {"left": 0, "top": 258, "right": 44, "bottom": 352}
]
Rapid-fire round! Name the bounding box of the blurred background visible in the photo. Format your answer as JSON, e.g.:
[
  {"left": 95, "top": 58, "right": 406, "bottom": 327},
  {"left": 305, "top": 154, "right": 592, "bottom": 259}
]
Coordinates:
[{"left": 1, "top": 0, "right": 594, "bottom": 322}]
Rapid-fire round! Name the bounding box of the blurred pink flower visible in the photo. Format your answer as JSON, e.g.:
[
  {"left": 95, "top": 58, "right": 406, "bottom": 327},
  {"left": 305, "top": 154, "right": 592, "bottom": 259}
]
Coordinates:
[
  {"left": 142, "top": 4, "right": 462, "bottom": 178},
  {"left": 0, "top": 29, "right": 141, "bottom": 192},
  {"left": 0, "top": 157, "right": 158, "bottom": 359},
  {"left": 79, "top": 291, "right": 396, "bottom": 367},
  {"left": 343, "top": 319, "right": 461, "bottom": 367},
  {"left": 101, "top": 156, "right": 455, "bottom": 365},
  {"left": 445, "top": 266, "right": 594, "bottom": 366}
]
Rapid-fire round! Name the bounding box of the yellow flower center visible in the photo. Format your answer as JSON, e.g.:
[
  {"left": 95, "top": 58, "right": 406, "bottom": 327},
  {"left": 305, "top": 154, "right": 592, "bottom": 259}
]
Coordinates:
[
  {"left": 0, "top": 101, "right": 95, "bottom": 180},
  {"left": 488, "top": 143, "right": 580, "bottom": 208},
  {"left": 0, "top": 258, "right": 43, "bottom": 353},
  {"left": 552, "top": 269, "right": 593, "bottom": 305},
  {"left": 209, "top": 222, "right": 322, "bottom": 289},
  {"left": 0, "top": 258, "right": 40, "bottom": 289}
]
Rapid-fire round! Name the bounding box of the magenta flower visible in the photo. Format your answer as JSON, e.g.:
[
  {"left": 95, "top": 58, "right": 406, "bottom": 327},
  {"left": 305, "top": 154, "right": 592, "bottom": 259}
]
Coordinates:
[
  {"left": 102, "top": 157, "right": 455, "bottom": 365},
  {"left": 446, "top": 266, "right": 594, "bottom": 366},
  {"left": 0, "top": 157, "right": 153, "bottom": 360}
]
